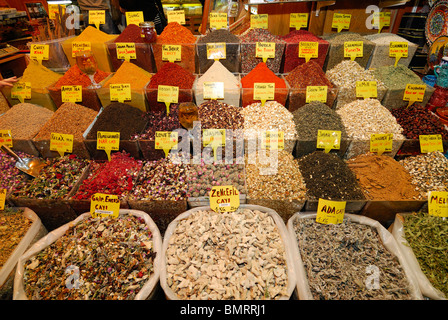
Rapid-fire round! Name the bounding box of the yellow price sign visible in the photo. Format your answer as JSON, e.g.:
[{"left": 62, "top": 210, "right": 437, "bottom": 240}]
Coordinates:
[
  {"left": 373, "top": 12, "right": 391, "bottom": 33},
  {"left": 356, "top": 81, "right": 377, "bottom": 99},
  {"left": 162, "top": 44, "right": 181, "bottom": 62},
  {"left": 90, "top": 193, "right": 120, "bottom": 218},
  {"left": 253, "top": 82, "right": 275, "bottom": 106},
  {"left": 203, "top": 129, "right": 226, "bottom": 161},
  {"left": 50, "top": 133, "right": 74, "bottom": 157},
  {"left": 306, "top": 86, "right": 327, "bottom": 103},
  {"left": 61, "top": 85, "right": 82, "bottom": 103},
  {"left": 210, "top": 12, "right": 227, "bottom": 29},
  {"left": 316, "top": 198, "right": 346, "bottom": 224},
  {"left": 403, "top": 84, "right": 426, "bottom": 107},
  {"left": 203, "top": 82, "right": 224, "bottom": 100},
  {"left": 250, "top": 14, "right": 268, "bottom": 29},
  {"left": 167, "top": 10, "right": 186, "bottom": 25},
  {"left": 256, "top": 42, "right": 275, "bottom": 62},
  {"left": 116, "top": 43, "right": 136, "bottom": 61},
  {"left": 317, "top": 130, "right": 341, "bottom": 153},
  {"left": 110, "top": 83, "right": 131, "bottom": 103},
  {"left": 209, "top": 185, "right": 240, "bottom": 213},
  {"left": 428, "top": 191, "right": 448, "bottom": 218},
  {"left": 332, "top": 13, "right": 351, "bottom": 32},
  {"left": 290, "top": 13, "right": 308, "bottom": 30},
  {"left": 89, "top": 10, "right": 105, "bottom": 29},
  {"left": 72, "top": 41, "right": 91, "bottom": 58},
  {"left": 0, "top": 130, "right": 13, "bottom": 148},
  {"left": 390, "top": 41, "right": 408, "bottom": 67},
  {"left": 97, "top": 131, "right": 120, "bottom": 161},
  {"left": 11, "top": 82, "right": 31, "bottom": 103},
  {"left": 0, "top": 189, "right": 6, "bottom": 211},
  {"left": 157, "top": 85, "right": 179, "bottom": 114},
  {"left": 344, "top": 41, "right": 363, "bottom": 61},
  {"left": 30, "top": 44, "right": 49, "bottom": 63},
  {"left": 155, "top": 131, "right": 178, "bottom": 158},
  {"left": 125, "top": 11, "right": 144, "bottom": 26},
  {"left": 48, "top": 4, "right": 65, "bottom": 19},
  {"left": 299, "top": 41, "right": 318, "bottom": 62},
  {"left": 419, "top": 134, "right": 444, "bottom": 153},
  {"left": 207, "top": 43, "right": 226, "bottom": 60},
  {"left": 370, "top": 133, "right": 393, "bottom": 156},
  {"left": 261, "top": 130, "right": 284, "bottom": 150}
]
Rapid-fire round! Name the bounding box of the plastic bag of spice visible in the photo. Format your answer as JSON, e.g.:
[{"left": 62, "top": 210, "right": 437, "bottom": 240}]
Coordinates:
[
  {"left": 391, "top": 213, "right": 447, "bottom": 300},
  {"left": 14, "top": 209, "right": 162, "bottom": 300},
  {"left": 160, "top": 205, "right": 297, "bottom": 300},
  {"left": 287, "top": 212, "right": 423, "bottom": 300},
  {"left": 0, "top": 207, "right": 47, "bottom": 300}
]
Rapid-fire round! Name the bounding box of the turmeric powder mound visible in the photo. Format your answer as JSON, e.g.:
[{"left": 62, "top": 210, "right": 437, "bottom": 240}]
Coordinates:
[
  {"left": 156, "top": 22, "right": 196, "bottom": 44},
  {"left": 75, "top": 26, "right": 114, "bottom": 43},
  {"left": 103, "top": 61, "right": 152, "bottom": 88},
  {"left": 21, "top": 60, "right": 62, "bottom": 89}
]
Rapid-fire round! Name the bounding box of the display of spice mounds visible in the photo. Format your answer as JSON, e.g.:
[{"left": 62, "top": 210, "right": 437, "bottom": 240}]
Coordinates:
[
  {"left": 194, "top": 61, "right": 241, "bottom": 107},
  {"left": 282, "top": 30, "right": 329, "bottom": 72},
  {"left": 290, "top": 213, "right": 421, "bottom": 300},
  {"left": 365, "top": 33, "right": 418, "bottom": 69},
  {"left": 346, "top": 153, "right": 422, "bottom": 201},
  {"left": 0, "top": 103, "right": 54, "bottom": 156},
  {"left": 285, "top": 61, "right": 338, "bottom": 112},
  {"left": 107, "top": 24, "right": 156, "bottom": 72},
  {"left": 337, "top": 98, "right": 406, "bottom": 159},
  {"left": 372, "top": 64, "right": 434, "bottom": 110},
  {"left": 292, "top": 101, "right": 348, "bottom": 157},
  {"left": 241, "top": 62, "right": 288, "bottom": 107},
  {"left": 146, "top": 62, "right": 196, "bottom": 113},
  {"left": 0, "top": 150, "right": 31, "bottom": 194},
  {"left": 326, "top": 60, "right": 388, "bottom": 109},
  {"left": 239, "top": 28, "right": 285, "bottom": 74},
  {"left": 48, "top": 65, "right": 111, "bottom": 111},
  {"left": 391, "top": 211, "right": 447, "bottom": 300},
  {"left": 186, "top": 159, "right": 247, "bottom": 207},
  {"left": 84, "top": 102, "right": 148, "bottom": 159},
  {"left": 152, "top": 22, "right": 197, "bottom": 74},
  {"left": 1, "top": 61, "right": 62, "bottom": 111},
  {"left": 97, "top": 61, "right": 152, "bottom": 112},
  {"left": 323, "top": 32, "right": 376, "bottom": 70},
  {"left": 19, "top": 211, "right": 160, "bottom": 300},
  {"left": 162, "top": 207, "right": 294, "bottom": 300},
  {"left": 32, "top": 102, "right": 98, "bottom": 158},
  {"left": 196, "top": 28, "right": 241, "bottom": 73}
]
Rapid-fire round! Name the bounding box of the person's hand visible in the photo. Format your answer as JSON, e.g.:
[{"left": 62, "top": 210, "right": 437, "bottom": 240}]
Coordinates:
[{"left": 0, "top": 77, "right": 18, "bottom": 88}]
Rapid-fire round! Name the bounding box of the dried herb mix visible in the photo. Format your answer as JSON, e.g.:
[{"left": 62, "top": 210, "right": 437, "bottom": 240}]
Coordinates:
[{"left": 23, "top": 215, "right": 156, "bottom": 300}]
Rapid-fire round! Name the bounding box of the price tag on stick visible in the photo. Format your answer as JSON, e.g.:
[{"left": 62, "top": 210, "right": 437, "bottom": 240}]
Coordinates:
[
  {"left": 89, "top": 10, "right": 105, "bottom": 29},
  {"left": 0, "top": 130, "right": 13, "bottom": 148},
  {"left": 11, "top": 82, "right": 31, "bottom": 103},
  {"left": 155, "top": 131, "right": 178, "bottom": 158},
  {"left": 344, "top": 41, "right": 363, "bottom": 61},
  {"left": 30, "top": 44, "right": 49, "bottom": 64},
  {"left": 157, "top": 85, "right": 179, "bottom": 114},
  {"left": 370, "top": 133, "right": 393, "bottom": 156},
  {"left": 299, "top": 41, "right": 318, "bottom": 63},
  {"left": 209, "top": 185, "right": 240, "bottom": 213},
  {"left": 332, "top": 13, "right": 351, "bottom": 33},
  {"left": 254, "top": 82, "right": 275, "bottom": 106},
  {"left": 50, "top": 133, "right": 74, "bottom": 157},
  {"left": 306, "top": 86, "right": 327, "bottom": 103},
  {"left": 419, "top": 134, "right": 444, "bottom": 153},
  {"left": 97, "top": 131, "right": 120, "bottom": 161},
  {"left": 90, "top": 193, "right": 120, "bottom": 218},
  {"left": 290, "top": 13, "right": 308, "bottom": 30},
  {"left": 403, "top": 84, "right": 426, "bottom": 107},
  {"left": 203, "top": 129, "right": 225, "bottom": 162},
  {"left": 428, "top": 191, "right": 448, "bottom": 218},
  {"left": 317, "top": 130, "right": 341, "bottom": 153},
  {"left": 316, "top": 198, "right": 346, "bottom": 224},
  {"left": 390, "top": 42, "right": 408, "bottom": 67}
]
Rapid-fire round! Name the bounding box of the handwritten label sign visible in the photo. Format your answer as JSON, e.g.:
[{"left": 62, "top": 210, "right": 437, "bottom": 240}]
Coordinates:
[
  {"left": 89, "top": 10, "right": 105, "bottom": 29},
  {"left": 116, "top": 43, "right": 136, "bottom": 61},
  {"left": 162, "top": 44, "right": 181, "bottom": 62},
  {"left": 299, "top": 41, "right": 318, "bottom": 63},
  {"left": 209, "top": 185, "right": 240, "bottom": 213},
  {"left": 97, "top": 131, "right": 120, "bottom": 161},
  {"left": 72, "top": 41, "right": 91, "bottom": 57},
  {"left": 428, "top": 191, "right": 448, "bottom": 218},
  {"left": 157, "top": 85, "right": 179, "bottom": 114},
  {"left": 210, "top": 12, "right": 227, "bottom": 29},
  {"left": 390, "top": 41, "right": 408, "bottom": 67},
  {"left": 90, "top": 193, "right": 120, "bottom": 218},
  {"left": 50, "top": 133, "right": 73, "bottom": 157},
  {"left": 316, "top": 198, "right": 346, "bottom": 224},
  {"left": 306, "top": 86, "right": 327, "bottom": 103},
  {"left": 419, "top": 134, "right": 443, "bottom": 153},
  {"left": 203, "top": 129, "right": 226, "bottom": 161},
  {"left": 125, "top": 11, "right": 144, "bottom": 26},
  {"left": 317, "top": 130, "right": 341, "bottom": 153},
  {"left": 403, "top": 84, "right": 426, "bottom": 107},
  {"left": 254, "top": 82, "right": 275, "bottom": 106},
  {"left": 110, "top": 83, "right": 131, "bottom": 103},
  {"left": 332, "top": 13, "right": 351, "bottom": 32},
  {"left": 370, "top": 133, "right": 393, "bottom": 155},
  {"left": 344, "top": 41, "right": 363, "bottom": 61},
  {"left": 30, "top": 44, "right": 49, "bottom": 63},
  {"left": 290, "top": 13, "right": 308, "bottom": 30},
  {"left": 207, "top": 43, "right": 226, "bottom": 60},
  {"left": 11, "top": 82, "right": 31, "bottom": 103},
  {"left": 155, "top": 131, "right": 178, "bottom": 158},
  {"left": 48, "top": 4, "right": 65, "bottom": 19},
  {"left": 256, "top": 42, "right": 275, "bottom": 63},
  {"left": 0, "top": 130, "right": 12, "bottom": 148},
  {"left": 373, "top": 11, "right": 391, "bottom": 33},
  {"left": 250, "top": 14, "right": 268, "bottom": 29},
  {"left": 167, "top": 10, "right": 186, "bottom": 25},
  {"left": 0, "top": 189, "right": 5, "bottom": 211},
  {"left": 356, "top": 81, "right": 377, "bottom": 99},
  {"left": 61, "top": 85, "right": 82, "bottom": 103},
  {"left": 203, "top": 82, "right": 224, "bottom": 100},
  {"left": 261, "top": 130, "right": 284, "bottom": 150}
]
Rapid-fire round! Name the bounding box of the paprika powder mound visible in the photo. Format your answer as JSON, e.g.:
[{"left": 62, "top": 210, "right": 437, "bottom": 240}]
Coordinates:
[
  {"left": 146, "top": 62, "right": 195, "bottom": 113},
  {"left": 282, "top": 30, "right": 329, "bottom": 72},
  {"left": 152, "top": 22, "right": 197, "bottom": 74},
  {"left": 241, "top": 62, "right": 288, "bottom": 107}
]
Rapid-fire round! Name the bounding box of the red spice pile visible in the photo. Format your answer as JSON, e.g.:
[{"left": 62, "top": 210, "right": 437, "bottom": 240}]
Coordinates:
[
  {"left": 52, "top": 65, "right": 110, "bottom": 88},
  {"left": 114, "top": 24, "right": 144, "bottom": 43},
  {"left": 282, "top": 30, "right": 327, "bottom": 44},
  {"left": 156, "top": 22, "right": 196, "bottom": 44},
  {"left": 285, "top": 60, "right": 334, "bottom": 88},
  {"left": 241, "top": 62, "right": 286, "bottom": 88},
  {"left": 148, "top": 62, "right": 195, "bottom": 89},
  {"left": 72, "top": 151, "right": 142, "bottom": 200}
]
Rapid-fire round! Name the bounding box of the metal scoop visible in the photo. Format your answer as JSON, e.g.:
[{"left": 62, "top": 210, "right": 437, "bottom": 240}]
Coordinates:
[{"left": 1, "top": 145, "right": 46, "bottom": 178}]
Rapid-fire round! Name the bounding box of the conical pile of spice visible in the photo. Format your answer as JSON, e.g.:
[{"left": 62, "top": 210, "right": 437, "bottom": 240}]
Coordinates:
[
  {"left": 52, "top": 65, "right": 110, "bottom": 89},
  {"left": 102, "top": 61, "right": 152, "bottom": 89},
  {"left": 114, "top": 24, "right": 145, "bottom": 43},
  {"left": 20, "top": 60, "right": 62, "bottom": 90}
]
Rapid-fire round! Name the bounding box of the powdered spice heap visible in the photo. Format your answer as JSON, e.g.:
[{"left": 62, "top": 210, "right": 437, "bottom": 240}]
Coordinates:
[
  {"left": 52, "top": 65, "right": 110, "bottom": 88},
  {"left": 148, "top": 63, "right": 195, "bottom": 89},
  {"left": 114, "top": 24, "right": 144, "bottom": 43},
  {"left": 20, "top": 60, "right": 62, "bottom": 89},
  {"left": 156, "top": 22, "right": 196, "bottom": 44},
  {"left": 102, "top": 61, "right": 152, "bottom": 89}
]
